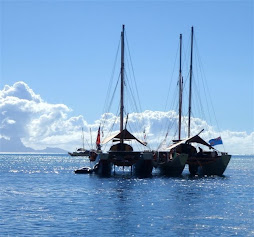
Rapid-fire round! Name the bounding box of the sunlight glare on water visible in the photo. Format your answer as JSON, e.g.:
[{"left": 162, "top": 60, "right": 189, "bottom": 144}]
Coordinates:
[{"left": 0, "top": 154, "right": 253, "bottom": 236}]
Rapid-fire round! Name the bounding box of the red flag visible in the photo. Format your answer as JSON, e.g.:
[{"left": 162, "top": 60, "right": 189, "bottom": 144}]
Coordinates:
[{"left": 96, "top": 126, "right": 101, "bottom": 149}]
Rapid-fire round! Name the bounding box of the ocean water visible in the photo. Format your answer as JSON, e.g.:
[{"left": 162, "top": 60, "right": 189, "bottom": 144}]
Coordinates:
[{"left": 0, "top": 154, "right": 253, "bottom": 237}]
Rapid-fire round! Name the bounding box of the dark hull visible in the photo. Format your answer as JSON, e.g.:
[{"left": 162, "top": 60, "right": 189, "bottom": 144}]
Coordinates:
[
  {"left": 134, "top": 153, "right": 153, "bottom": 177},
  {"left": 68, "top": 152, "right": 90, "bottom": 157},
  {"left": 109, "top": 151, "right": 140, "bottom": 166},
  {"left": 188, "top": 154, "right": 231, "bottom": 176},
  {"left": 109, "top": 151, "right": 153, "bottom": 176},
  {"left": 96, "top": 159, "right": 112, "bottom": 176},
  {"left": 74, "top": 167, "right": 93, "bottom": 174},
  {"left": 157, "top": 153, "right": 188, "bottom": 176}
]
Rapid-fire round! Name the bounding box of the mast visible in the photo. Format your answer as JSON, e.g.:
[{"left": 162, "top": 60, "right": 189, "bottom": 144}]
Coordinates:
[
  {"left": 120, "top": 25, "right": 125, "bottom": 144},
  {"left": 90, "top": 128, "right": 93, "bottom": 149},
  {"left": 188, "top": 26, "right": 194, "bottom": 138},
  {"left": 82, "top": 127, "right": 84, "bottom": 149},
  {"left": 178, "top": 34, "right": 183, "bottom": 141}
]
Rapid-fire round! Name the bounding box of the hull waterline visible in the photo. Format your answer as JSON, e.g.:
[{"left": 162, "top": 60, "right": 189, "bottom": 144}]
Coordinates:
[
  {"left": 188, "top": 154, "right": 231, "bottom": 176},
  {"left": 156, "top": 153, "right": 188, "bottom": 176}
]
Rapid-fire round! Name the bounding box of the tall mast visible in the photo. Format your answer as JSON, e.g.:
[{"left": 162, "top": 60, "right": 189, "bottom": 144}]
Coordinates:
[
  {"left": 188, "top": 26, "right": 194, "bottom": 138},
  {"left": 120, "top": 25, "right": 125, "bottom": 144},
  {"left": 82, "top": 127, "right": 84, "bottom": 149},
  {"left": 178, "top": 34, "right": 183, "bottom": 141}
]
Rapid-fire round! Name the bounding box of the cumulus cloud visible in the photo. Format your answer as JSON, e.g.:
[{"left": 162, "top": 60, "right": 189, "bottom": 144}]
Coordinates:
[
  {"left": 0, "top": 81, "right": 253, "bottom": 154},
  {"left": 0, "top": 81, "right": 82, "bottom": 150},
  {"left": 0, "top": 82, "right": 42, "bottom": 103}
]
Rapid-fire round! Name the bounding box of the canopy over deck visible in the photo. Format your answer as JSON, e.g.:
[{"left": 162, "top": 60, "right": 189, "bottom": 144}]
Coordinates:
[
  {"left": 101, "top": 129, "right": 147, "bottom": 146},
  {"left": 166, "top": 134, "right": 214, "bottom": 151}
]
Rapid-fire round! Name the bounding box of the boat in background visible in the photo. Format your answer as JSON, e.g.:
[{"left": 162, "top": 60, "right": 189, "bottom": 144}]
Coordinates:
[
  {"left": 68, "top": 128, "right": 90, "bottom": 156},
  {"left": 74, "top": 127, "right": 101, "bottom": 174},
  {"left": 68, "top": 147, "right": 90, "bottom": 157}
]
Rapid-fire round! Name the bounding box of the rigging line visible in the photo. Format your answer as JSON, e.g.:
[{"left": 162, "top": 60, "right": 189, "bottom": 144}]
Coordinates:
[
  {"left": 125, "top": 31, "right": 143, "bottom": 113},
  {"left": 164, "top": 41, "right": 180, "bottom": 111},
  {"left": 156, "top": 86, "right": 177, "bottom": 149},
  {"left": 125, "top": 65, "right": 139, "bottom": 111},
  {"left": 123, "top": 93, "right": 146, "bottom": 146},
  {"left": 167, "top": 105, "right": 180, "bottom": 144},
  {"left": 101, "top": 72, "right": 121, "bottom": 132},
  {"left": 194, "top": 36, "right": 221, "bottom": 134},
  {"left": 181, "top": 70, "right": 190, "bottom": 109},
  {"left": 124, "top": 54, "right": 143, "bottom": 133},
  {"left": 194, "top": 39, "right": 212, "bottom": 126},
  {"left": 101, "top": 39, "right": 120, "bottom": 134},
  {"left": 182, "top": 32, "right": 192, "bottom": 77},
  {"left": 102, "top": 37, "right": 121, "bottom": 115},
  {"left": 157, "top": 82, "right": 179, "bottom": 149},
  {"left": 157, "top": 84, "right": 178, "bottom": 148},
  {"left": 192, "top": 74, "right": 207, "bottom": 122},
  {"left": 164, "top": 111, "right": 178, "bottom": 142},
  {"left": 156, "top": 127, "right": 169, "bottom": 150},
  {"left": 168, "top": 119, "right": 179, "bottom": 144},
  {"left": 124, "top": 73, "right": 145, "bottom": 134},
  {"left": 159, "top": 36, "right": 184, "bottom": 148},
  {"left": 102, "top": 107, "right": 120, "bottom": 146},
  {"left": 125, "top": 73, "right": 140, "bottom": 113},
  {"left": 108, "top": 72, "right": 121, "bottom": 112},
  {"left": 181, "top": 114, "right": 189, "bottom": 138},
  {"left": 124, "top": 102, "right": 142, "bottom": 139},
  {"left": 195, "top": 45, "right": 210, "bottom": 122},
  {"left": 194, "top": 39, "right": 212, "bottom": 123},
  {"left": 125, "top": 31, "right": 148, "bottom": 146},
  {"left": 101, "top": 103, "right": 120, "bottom": 151},
  {"left": 181, "top": 40, "right": 190, "bottom": 81},
  {"left": 127, "top": 122, "right": 145, "bottom": 150}
]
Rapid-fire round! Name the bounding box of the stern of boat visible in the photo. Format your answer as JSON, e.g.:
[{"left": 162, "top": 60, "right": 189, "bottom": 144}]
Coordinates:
[
  {"left": 96, "top": 153, "right": 112, "bottom": 176},
  {"left": 134, "top": 151, "right": 153, "bottom": 177}
]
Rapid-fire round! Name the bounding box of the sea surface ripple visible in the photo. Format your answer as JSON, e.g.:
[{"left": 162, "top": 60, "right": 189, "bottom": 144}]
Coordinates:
[{"left": 0, "top": 154, "right": 253, "bottom": 236}]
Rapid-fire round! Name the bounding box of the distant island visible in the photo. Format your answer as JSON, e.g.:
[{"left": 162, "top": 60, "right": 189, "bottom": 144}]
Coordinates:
[{"left": 0, "top": 137, "right": 67, "bottom": 153}]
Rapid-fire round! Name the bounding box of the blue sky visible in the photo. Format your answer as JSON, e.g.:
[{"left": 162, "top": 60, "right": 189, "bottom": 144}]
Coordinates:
[{"left": 0, "top": 0, "right": 253, "bottom": 153}]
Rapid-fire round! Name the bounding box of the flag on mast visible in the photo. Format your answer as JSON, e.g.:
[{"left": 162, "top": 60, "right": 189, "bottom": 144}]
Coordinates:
[
  {"left": 209, "top": 136, "right": 223, "bottom": 146},
  {"left": 96, "top": 126, "right": 101, "bottom": 150}
]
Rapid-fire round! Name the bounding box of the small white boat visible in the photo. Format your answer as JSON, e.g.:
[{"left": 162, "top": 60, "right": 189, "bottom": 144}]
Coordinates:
[{"left": 74, "top": 167, "right": 93, "bottom": 174}]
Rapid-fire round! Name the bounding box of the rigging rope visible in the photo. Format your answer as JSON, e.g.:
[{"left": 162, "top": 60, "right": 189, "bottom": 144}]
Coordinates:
[
  {"left": 100, "top": 28, "right": 149, "bottom": 150},
  {"left": 125, "top": 31, "right": 143, "bottom": 112},
  {"left": 102, "top": 38, "right": 121, "bottom": 115}
]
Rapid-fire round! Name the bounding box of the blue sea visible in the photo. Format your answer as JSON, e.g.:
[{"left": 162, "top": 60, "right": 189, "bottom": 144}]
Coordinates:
[{"left": 0, "top": 154, "right": 253, "bottom": 236}]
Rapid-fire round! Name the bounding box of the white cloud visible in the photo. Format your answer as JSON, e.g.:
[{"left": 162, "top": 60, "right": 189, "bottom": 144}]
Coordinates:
[
  {"left": 0, "top": 81, "right": 42, "bottom": 103},
  {"left": 0, "top": 81, "right": 253, "bottom": 155}
]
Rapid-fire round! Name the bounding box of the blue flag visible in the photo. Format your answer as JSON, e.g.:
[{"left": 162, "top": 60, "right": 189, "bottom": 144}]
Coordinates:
[{"left": 209, "top": 136, "right": 223, "bottom": 146}]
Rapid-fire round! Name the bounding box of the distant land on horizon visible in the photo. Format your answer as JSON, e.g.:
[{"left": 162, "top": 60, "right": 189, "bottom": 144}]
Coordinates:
[{"left": 0, "top": 137, "right": 68, "bottom": 153}]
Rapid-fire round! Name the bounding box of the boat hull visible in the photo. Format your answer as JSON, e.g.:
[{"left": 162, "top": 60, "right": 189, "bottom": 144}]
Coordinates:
[
  {"left": 188, "top": 154, "right": 231, "bottom": 176},
  {"left": 95, "top": 153, "right": 112, "bottom": 176},
  {"left": 74, "top": 167, "right": 93, "bottom": 174},
  {"left": 133, "top": 152, "right": 153, "bottom": 177},
  {"left": 68, "top": 151, "right": 90, "bottom": 156},
  {"left": 94, "top": 151, "right": 154, "bottom": 176},
  {"left": 157, "top": 153, "right": 188, "bottom": 176}
]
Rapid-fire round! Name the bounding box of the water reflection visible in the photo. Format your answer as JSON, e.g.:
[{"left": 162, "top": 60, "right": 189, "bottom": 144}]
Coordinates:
[{"left": 1, "top": 155, "right": 253, "bottom": 236}]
